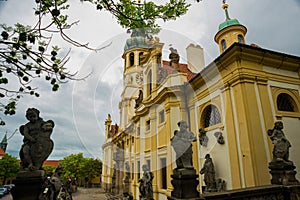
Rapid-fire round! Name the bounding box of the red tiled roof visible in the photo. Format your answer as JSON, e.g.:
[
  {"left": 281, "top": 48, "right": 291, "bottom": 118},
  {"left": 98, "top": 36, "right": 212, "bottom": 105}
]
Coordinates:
[
  {"left": 162, "top": 60, "right": 196, "bottom": 81},
  {"left": 43, "top": 160, "right": 60, "bottom": 167},
  {"left": 0, "top": 148, "right": 6, "bottom": 156}
]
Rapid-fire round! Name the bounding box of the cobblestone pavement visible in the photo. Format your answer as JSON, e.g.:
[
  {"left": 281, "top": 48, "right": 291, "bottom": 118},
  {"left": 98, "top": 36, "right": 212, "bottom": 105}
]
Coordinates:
[
  {"left": 72, "top": 187, "right": 107, "bottom": 200},
  {"left": 1, "top": 187, "right": 108, "bottom": 200}
]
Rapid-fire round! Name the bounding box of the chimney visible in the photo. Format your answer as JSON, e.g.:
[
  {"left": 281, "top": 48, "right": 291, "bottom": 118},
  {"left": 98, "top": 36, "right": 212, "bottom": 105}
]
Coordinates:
[{"left": 186, "top": 44, "right": 205, "bottom": 73}]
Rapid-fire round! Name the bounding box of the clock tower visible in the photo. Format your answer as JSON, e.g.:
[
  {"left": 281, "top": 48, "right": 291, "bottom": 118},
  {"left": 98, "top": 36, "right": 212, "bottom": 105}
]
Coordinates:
[{"left": 119, "top": 29, "right": 151, "bottom": 130}]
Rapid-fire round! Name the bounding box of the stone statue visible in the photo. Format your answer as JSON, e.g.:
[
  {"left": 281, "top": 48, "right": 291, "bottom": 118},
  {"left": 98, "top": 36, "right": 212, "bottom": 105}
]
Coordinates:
[
  {"left": 169, "top": 47, "right": 180, "bottom": 71},
  {"left": 111, "top": 164, "right": 117, "bottom": 191},
  {"left": 171, "top": 121, "right": 196, "bottom": 169},
  {"left": 139, "top": 164, "right": 154, "bottom": 200},
  {"left": 200, "top": 154, "right": 216, "bottom": 192},
  {"left": 135, "top": 90, "right": 143, "bottom": 109},
  {"left": 267, "top": 121, "right": 299, "bottom": 185},
  {"left": 125, "top": 162, "right": 130, "bottom": 180},
  {"left": 268, "top": 121, "right": 292, "bottom": 165},
  {"left": 216, "top": 178, "right": 226, "bottom": 192},
  {"left": 19, "top": 108, "right": 54, "bottom": 171},
  {"left": 199, "top": 128, "right": 208, "bottom": 147},
  {"left": 123, "top": 162, "right": 133, "bottom": 200}
]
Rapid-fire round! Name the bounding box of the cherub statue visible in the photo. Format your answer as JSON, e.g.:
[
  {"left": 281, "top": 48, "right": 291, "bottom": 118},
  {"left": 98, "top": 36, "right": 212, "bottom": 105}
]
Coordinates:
[
  {"left": 171, "top": 121, "right": 196, "bottom": 169},
  {"left": 268, "top": 121, "right": 292, "bottom": 165},
  {"left": 214, "top": 132, "right": 225, "bottom": 145},
  {"left": 19, "top": 108, "right": 54, "bottom": 171}
]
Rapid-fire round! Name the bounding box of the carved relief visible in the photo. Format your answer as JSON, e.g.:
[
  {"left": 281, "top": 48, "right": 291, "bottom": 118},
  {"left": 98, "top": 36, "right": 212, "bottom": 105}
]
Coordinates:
[
  {"left": 199, "top": 128, "right": 208, "bottom": 147},
  {"left": 214, "top": 131, "right": 225, "bottom": 145}
]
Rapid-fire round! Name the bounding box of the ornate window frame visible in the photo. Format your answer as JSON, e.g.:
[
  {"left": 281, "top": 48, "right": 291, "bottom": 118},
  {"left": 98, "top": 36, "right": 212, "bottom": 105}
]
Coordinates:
[
  {"left": 199, "top": 103, "right": 223, "bottom": 131},
  {"left": 272, "top": 87, "right": 300, "bottom": 118}
]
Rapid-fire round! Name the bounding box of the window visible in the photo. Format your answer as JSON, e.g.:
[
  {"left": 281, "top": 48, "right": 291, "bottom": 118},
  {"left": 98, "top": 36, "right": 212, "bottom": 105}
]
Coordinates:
[
  {"left": 277, "top": 93, "right": 296, "bottom": 112},
  {"left": 131, "top": 163, "right": 134, "bottom": 179},
  {"left": 147, "top": 70, "right": 152, "bottom": 95},
  {"left": 221, "top": 39, "right": 226, "bottom": 52},
  {"left": 238, "top": 35, "right": 244, "bottom": 44},
  {"left": 139, "top": 52, "right": 143, "bottom": 65},
  {"left": 159, "top": 110, "right": 165, "bottom": 124},
  {"left": 129, "top": 52, "right": 134, "bottom": 66},
  {"left": 137, "top": 126, "right": 140, "bottom": 136},
  {"left": 137, "top": 161, "right": 141, "bottom": 179},
  {"left": 146, "top": 120, "right": 150, "bottom": 131},
  {"left": 160, "top": 158, "right": 167, "bottom": 189},
  {"left": 202, "top": 105, "right": 221, "bottom": 128},
  {"left": 147, "top": 160, "right": 151, "bottom": 171}
]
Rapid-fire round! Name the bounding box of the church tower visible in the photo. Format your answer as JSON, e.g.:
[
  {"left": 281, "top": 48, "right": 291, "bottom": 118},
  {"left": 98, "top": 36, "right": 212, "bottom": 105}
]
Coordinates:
[
  {"left": 214, "top": 2, "right": 247, "bottom": 54},
  {"left": 119, "top": 29, "right": 151, "bottom": 129},
  {"left": 0, "top": 133, "right": 8, "bottom": 152}
]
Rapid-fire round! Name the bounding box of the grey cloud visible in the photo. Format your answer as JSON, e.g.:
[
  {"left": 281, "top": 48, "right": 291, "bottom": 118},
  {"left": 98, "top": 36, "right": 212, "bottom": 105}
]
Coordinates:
[{"left": 1, "top": 0, "right": 300, "bottom": 160}]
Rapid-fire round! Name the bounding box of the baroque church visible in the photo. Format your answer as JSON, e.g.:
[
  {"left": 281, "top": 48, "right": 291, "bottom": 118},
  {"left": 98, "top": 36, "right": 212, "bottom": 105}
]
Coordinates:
[{"left": 101, "top": 2, "right": 300, "bottom": 199}]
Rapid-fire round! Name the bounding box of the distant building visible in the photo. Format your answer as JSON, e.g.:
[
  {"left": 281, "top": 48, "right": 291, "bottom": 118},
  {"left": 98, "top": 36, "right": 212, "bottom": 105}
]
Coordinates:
[
  {"left": 0, "top": 134, "right": 8, "bottom": 152},
  {"left": 43, "top": 160, "right": 60, "bottom": 168},
  {"left": 0, "top": 148, "right": 6, "bottom": 159},
  {"left": 102, "top": 2, "right": 300, "bottom": 199}
]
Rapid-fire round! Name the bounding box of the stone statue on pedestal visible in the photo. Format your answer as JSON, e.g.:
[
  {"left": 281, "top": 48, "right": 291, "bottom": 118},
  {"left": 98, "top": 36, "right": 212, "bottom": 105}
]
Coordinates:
[
  {"left": 11, "top": 108, "right": 55, "bottom": 200},
  {"left": 168, "top": 121, "right": 200, "bottom": 200},
  {"left": 268, "top": 121, "right": 292, "bottom": 165},
  {"left": 139, "top": 164, "right": 154, "bottom": 200},
  {"left": 171, "top": 121, "right": 196, "bottom": 169},
  {"left": 19, "top": 108, "right": 54, "bottom": 171},
  {"left": 267, "top": 121, "right": 299, "bottom": 185}
]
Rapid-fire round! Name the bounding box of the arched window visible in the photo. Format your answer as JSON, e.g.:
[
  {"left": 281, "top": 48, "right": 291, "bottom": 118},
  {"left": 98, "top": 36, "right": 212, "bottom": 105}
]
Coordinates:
[
  {"left": 277, "top": 93, "right": 297, "bottom": 112},
  {"left": 221, "top": 40, "right": 226, "bottom": 52},
  {"left": 139, "top": 52, "right": 143, "bottom": 65},
  {"left": 202, "top": 105, "right": 221, "bottom": 128},
  {"left": 238, "top": 35, "right": 244, "bottom": 44},
  {"left": 147, "top": 70, "right": 152, "bottom": 96},
  {"left": 129, "top": 53, "right": 134, "bottom": 66}
]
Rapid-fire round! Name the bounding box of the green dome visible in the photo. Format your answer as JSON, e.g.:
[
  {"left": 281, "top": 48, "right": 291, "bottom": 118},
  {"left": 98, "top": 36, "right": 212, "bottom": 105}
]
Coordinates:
[
  {"left": 218, "top": 18, "right": 241, "bottom": 31},
  {"left": 124, "top": 36, "right": 150, "bottom": 51},
  {"left": 124, "top": 29, "right": 150, "bottom": 51},
  {"left": 218, "top": 4, "right": 243, "bottom": 32}
]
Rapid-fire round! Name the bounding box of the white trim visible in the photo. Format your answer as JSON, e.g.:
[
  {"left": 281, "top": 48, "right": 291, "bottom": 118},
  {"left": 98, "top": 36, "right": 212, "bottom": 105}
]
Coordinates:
[
  {"left": 263, "top": 66, "right": 299, "bottom": 78},
  {"left": 230, "top": 86, "right": 246, "bottom": 188},
  {"left": 267, "top": 85, "right": 277, "bottom": 122},
  {"left": 254, "top": 82, "right": 271, "bottom": 163},
  {"left": 194, "top": 90, "right": 221, "bottom": 108},
  {"left": 219, "top": 89, "right": 233, "bottom": 188},
  {"left": 268, "top": 80, "right": 299, "bottom": 90},
  {"left": 194, "top": 103, "right": 203, "bottom": 193}
]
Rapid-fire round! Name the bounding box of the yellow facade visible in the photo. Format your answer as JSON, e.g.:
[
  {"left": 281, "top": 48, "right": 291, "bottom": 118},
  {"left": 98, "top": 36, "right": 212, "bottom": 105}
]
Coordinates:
[{"left": 101, "top": 3, "right": 300, "bottom": 200}]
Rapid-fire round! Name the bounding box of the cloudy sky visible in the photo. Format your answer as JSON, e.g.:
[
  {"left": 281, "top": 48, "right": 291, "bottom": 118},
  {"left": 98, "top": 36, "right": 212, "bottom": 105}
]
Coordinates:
[{"left": 0, "top": 0, "right": 299, "bottom": 160}]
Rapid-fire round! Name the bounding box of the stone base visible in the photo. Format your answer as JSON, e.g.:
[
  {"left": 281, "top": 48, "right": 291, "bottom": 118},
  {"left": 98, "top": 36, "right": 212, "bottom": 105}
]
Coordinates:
[
  {"left": 169, "top": 168, "right": 200, "bottom": 199},
  {"left": 269, "top": 161, "right": 299, "bottom": 185},
  {"left": 123, "top": 192, "right": 133, "bottom": 200},
  {"left": 11, "top": 170, "right": 45, "bottom": 200}
]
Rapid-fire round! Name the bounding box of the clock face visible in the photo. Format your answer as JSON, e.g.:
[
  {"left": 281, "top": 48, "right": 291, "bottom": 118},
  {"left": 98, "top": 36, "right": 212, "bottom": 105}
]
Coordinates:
[{"left": 136, "top": 72, "right": 143, "bottom": 85}]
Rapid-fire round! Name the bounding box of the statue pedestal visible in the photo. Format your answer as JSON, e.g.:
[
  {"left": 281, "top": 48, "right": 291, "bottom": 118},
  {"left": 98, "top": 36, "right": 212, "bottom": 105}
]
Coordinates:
[
  {"left": 168, "top": 168, "right": 203, "bottom": 200},
  {"left": 11, "top": 170, "right": 45, "bottom": 200},
  {"left": 269, "top": 161, "right": 299, "bottom": 185}
]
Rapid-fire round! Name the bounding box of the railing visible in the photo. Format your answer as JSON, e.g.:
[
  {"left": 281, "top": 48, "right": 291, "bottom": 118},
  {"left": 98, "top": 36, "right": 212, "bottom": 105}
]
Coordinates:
[{"left": 202, "top": 184, "right": 300, "bottom": 200}]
